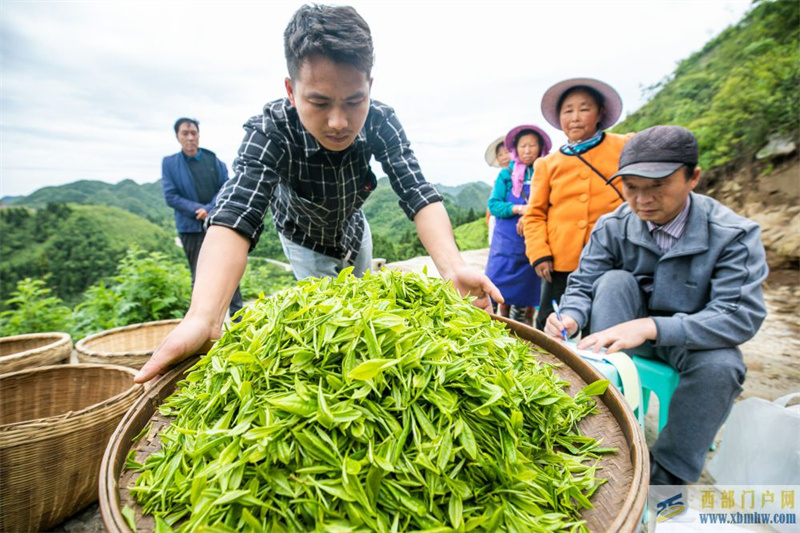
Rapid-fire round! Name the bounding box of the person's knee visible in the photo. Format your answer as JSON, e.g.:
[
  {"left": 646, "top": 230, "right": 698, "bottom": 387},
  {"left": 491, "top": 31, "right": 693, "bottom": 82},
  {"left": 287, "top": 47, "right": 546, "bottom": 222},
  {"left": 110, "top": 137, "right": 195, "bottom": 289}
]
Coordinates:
[
  {"left": 591, "top": 270, "right": 640, "bottom": 309},
  {"left": 588, "top": 270, "right": 647, "bottom": 332},
  {"left": 592, "top": 270, "right": 637, "bottom": 295},
  {"left": 686, "top": 348, "right": 746, "bottom": 387}
]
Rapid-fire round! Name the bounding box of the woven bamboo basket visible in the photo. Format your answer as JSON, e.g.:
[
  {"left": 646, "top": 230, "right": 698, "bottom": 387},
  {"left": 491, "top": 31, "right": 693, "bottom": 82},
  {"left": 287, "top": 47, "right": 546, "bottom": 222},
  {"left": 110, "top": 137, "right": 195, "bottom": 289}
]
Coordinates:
[
  {"left": 100, "top": 318, "right": 648, "bottom": 532},
  {"left": 0, "top": 332, "right": 72, "bottom": 374},
  {"left": 75, "top": 319, "right": 181, "bottom": 369},
  {"left": 0, "top": 363, "right": 144, "bottom": 532}
]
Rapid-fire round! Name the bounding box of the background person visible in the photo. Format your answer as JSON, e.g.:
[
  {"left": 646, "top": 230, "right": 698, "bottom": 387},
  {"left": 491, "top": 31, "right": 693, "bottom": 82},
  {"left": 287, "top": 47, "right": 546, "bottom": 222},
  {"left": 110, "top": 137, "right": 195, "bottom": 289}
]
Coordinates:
[
  {"left": 161, "top": 117, "right": 243, "bottom": 317},
  {"left": 486, "top": 125, "right": 551, "bottom": 325},
  {"left": 136, "top": 4, "right": 501, "bottom": 384},
  {"left": 544, "top": 126, "right": 768, "bottom": 485},
  {"left": 483, "top": 136, "right": 511, "bottom": 246},
  {"left": 523, "top": 77, "right": 633, "bottom": 330}
]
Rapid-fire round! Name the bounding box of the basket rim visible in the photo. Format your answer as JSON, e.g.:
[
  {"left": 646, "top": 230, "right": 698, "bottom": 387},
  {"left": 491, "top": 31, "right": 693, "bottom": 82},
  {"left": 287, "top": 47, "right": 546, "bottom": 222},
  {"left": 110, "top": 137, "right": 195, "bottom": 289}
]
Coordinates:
[
  {"left": 100, "top": 319, "right": 649, "bottom": 533},
  {"left": 75, "top": 319, "right": 182, "bottom": 357},
  {"left": 0, "top": 332, "right": 72, "bottom": 363},
  {"left": 0, "top": 363, "right": 143, "bottom": 441},
  {"left": 499, "top": 318, "right": 650, "bottom": 533}
]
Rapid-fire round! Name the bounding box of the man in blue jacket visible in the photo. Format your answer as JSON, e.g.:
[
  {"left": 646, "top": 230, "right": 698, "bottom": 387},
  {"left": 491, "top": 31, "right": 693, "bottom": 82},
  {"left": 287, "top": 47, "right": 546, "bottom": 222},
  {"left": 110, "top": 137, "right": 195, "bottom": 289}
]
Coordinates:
[
  {"left": 545, "top": 126, "right": 768, "bottom": 485},
  {"left": 161, "top": 118, "right": 243, "bottom": 316}
]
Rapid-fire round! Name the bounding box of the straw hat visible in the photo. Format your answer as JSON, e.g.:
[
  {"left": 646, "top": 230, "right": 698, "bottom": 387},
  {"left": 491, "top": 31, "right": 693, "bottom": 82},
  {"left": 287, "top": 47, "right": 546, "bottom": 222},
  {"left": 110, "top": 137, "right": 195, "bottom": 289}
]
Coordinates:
[
  {"left": 541, "top": 77, "right": 623, "bottom": 131},
  {"left": 504, "top": 125, "right": 552, "bottom": 157},
  {"left": 484, "top": 136, "right": 506, "bottom": 167}
]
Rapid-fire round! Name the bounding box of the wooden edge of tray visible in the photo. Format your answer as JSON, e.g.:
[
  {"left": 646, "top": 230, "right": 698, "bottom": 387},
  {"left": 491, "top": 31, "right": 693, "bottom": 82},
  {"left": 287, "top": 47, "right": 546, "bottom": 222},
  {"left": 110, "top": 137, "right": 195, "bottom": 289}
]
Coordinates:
[
  {"left": 495, "top": 316, "right": 650, "bottom": 532},
  {"left": 99, "top": 356, "right": 201, "bottom": 533}
]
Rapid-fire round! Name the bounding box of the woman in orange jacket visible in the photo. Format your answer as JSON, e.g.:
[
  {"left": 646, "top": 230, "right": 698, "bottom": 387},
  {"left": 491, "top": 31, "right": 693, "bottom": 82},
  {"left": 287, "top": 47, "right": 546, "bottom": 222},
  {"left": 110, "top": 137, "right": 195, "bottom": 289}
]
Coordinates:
[{"left": 522, "top": 78, "right": 633, "bottom": 330}]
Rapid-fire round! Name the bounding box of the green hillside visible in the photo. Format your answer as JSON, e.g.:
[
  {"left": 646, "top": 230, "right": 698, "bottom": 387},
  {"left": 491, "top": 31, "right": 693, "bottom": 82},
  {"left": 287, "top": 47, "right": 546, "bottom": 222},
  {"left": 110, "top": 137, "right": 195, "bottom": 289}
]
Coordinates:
[
  {"left": 454, "top": 218, "right": 489, "bottom": 251},
  {"left": 362, "top": 177, "right": 486, "bottom": 261},
  {"left": 7, "top": 179, "right": 173, "bottom": 227},
  {"left": 0, "top": 203, "right": 177, "bottom": 305},
  {"left": 0, "top": 176, "right": 489, "bottom": 307},
  {"left": 614, "top": 0, "right": 799, "bottom": 173}
]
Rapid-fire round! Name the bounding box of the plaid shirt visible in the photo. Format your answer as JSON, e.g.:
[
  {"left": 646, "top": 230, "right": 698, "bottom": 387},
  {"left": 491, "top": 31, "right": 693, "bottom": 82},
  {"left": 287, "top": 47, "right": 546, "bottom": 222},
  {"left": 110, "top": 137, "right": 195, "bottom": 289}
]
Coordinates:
[{"left": 208, "top": 98, "right": 442, "bottom": 261}]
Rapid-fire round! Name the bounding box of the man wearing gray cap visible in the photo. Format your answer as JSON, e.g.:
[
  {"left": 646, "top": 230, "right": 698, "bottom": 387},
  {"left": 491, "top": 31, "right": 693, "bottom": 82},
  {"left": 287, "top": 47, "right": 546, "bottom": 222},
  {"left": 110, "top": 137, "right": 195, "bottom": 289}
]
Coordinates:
[{"left": 544, "top": 125, "right": 768, "bottom": 485}]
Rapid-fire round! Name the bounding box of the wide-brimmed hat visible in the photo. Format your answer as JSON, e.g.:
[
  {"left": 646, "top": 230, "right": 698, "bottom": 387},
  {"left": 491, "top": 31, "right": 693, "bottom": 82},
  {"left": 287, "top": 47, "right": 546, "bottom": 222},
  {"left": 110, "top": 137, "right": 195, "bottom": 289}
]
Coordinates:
[
  {"left": 541, "top": 77, "right": 623, "bottom": 131},
  {"left": 504, "top": 125, "right": 552, "bottom": 157},
  {"left": 611, "top": 125, "right": 698, "bottom": 179},
  {"left": 484, "top": 136, "right": 507, "bottom": 167}
]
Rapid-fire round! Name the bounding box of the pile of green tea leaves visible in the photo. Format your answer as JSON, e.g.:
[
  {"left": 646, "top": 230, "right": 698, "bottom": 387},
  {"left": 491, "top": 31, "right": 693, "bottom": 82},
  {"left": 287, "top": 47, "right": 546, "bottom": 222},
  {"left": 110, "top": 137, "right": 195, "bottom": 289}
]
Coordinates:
[{"left": 128, "top": 269, "right": 611, "bottom": 533}]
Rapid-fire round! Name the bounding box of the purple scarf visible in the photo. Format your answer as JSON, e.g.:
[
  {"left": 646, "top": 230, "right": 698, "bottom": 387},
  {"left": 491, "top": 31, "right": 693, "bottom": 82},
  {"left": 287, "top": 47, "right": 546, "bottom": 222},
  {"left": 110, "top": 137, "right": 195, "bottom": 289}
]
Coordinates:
[{"left": 510, "top": 152, "right": 531, "bottom": 198}]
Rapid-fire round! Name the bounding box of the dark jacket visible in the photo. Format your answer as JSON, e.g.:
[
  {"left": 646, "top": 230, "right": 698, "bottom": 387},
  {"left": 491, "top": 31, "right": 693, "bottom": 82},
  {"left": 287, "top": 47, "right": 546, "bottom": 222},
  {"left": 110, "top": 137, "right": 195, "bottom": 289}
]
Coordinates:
[
  {"left": 561, "top": 193, "right": 768, "bottom": 350},
  {"left": 162, "top": 149, "right": 228, "bottom": 233}
]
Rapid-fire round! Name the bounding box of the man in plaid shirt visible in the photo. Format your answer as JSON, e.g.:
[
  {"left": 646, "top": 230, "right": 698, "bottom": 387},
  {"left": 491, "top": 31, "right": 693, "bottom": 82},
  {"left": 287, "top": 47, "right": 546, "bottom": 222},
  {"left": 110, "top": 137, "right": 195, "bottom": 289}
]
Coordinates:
[{"left": 136, "top": 4, "right": 502, "bottom": 383}]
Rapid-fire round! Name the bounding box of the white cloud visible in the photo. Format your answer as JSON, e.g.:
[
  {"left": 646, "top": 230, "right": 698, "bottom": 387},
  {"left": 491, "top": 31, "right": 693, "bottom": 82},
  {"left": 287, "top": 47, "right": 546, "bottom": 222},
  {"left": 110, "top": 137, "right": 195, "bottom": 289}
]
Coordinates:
[{"left": 0, "top": 0, "right": 751, "bottom": 197}]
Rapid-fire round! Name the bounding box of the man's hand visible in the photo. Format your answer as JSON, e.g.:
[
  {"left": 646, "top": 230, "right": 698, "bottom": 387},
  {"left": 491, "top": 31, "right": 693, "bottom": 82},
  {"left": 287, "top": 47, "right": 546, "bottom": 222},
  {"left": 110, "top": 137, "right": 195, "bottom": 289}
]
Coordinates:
[
  {"left": 544, "top": 311, "right": 579, "bottom": 339},
  {"left": 516, "top": 217, "right": 525, "bottom": 236},
  {"left": 134, "top": 314, "right": 221, "bottom": 383},
  {"left": 195, "top": 207, "right": 208, "bottom": 221},
  {"left": 534, "top": 260, "right": 553, "bottom": 282},
  {"left": 450, "top": 267, "right": 503, "bottom": 312},
  {"left": 577, "top": 318, "right": 657, "bottom": 353}
]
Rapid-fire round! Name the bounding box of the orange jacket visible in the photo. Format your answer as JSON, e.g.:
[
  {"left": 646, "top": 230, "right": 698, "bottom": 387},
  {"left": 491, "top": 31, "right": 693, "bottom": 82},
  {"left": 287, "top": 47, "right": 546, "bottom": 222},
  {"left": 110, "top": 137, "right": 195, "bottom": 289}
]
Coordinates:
[{"left": 523, "top": 132, "right": 633, "bottom": 272}]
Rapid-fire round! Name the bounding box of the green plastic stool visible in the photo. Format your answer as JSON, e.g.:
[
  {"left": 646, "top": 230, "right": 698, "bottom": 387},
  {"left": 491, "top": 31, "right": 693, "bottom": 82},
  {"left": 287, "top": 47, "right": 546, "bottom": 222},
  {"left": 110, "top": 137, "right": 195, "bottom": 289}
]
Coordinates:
[{"left": 632, "top": 355, "right": 679, "bottom": 434}]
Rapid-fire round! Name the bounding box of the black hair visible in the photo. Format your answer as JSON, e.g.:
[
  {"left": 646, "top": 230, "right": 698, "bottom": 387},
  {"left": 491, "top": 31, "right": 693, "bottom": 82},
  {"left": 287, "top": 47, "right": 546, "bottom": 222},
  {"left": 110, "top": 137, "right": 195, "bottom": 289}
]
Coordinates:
[
  {"left": 557, "top": 85, "right": 605, "bottom": 114},
  {"left": 514, "top": 129, "right": 545, "bottom": 154},
  {"left": 684, "top": 164, "right": 697, "bottom": 180},
  {"left": 174, "top": 118, "right": 199, "bottom": 135},
  {"left": 284, "top": 4, "right": 374, "bottom": 80}
]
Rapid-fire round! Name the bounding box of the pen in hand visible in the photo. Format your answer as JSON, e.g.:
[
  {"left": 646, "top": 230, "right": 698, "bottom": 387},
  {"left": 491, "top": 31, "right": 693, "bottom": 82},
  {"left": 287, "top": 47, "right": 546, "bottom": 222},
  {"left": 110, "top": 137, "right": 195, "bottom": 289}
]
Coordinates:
[{"left": 551, "top": 299, "right": 568, "bottom": 341}]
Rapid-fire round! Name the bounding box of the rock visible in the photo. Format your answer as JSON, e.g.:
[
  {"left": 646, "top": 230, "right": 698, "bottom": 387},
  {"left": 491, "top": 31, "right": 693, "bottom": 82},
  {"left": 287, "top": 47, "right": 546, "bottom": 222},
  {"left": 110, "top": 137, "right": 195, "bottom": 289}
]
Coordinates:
[{"left": 756, "top": 134, "right": 797, "bottom": 160}]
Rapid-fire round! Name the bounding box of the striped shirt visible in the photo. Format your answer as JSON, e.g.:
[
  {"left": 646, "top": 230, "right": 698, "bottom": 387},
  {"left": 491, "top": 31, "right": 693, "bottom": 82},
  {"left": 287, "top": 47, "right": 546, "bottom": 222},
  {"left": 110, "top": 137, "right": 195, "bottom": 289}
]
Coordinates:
[
  {"left": 208, "top": 98, "right": 442, "bottom": 261},
  {"left": 641, "top": 197, "right": 691, "bottom": 294},
  {"left": 646, "top": 196, "right": 692, "bottom": 253}
]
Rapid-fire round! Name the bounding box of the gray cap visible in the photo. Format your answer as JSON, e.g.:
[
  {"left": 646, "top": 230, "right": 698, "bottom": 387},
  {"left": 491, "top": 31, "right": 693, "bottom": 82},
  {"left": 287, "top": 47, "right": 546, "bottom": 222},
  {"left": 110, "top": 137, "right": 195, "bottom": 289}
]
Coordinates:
[{"left": 612, "top": 125, "right": 698, "bottom": 179}]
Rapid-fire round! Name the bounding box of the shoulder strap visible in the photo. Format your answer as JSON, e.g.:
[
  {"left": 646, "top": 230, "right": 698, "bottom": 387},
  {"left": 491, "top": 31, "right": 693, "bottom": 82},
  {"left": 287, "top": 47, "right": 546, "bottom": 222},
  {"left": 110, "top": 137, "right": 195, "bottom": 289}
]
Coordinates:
[{"left": 574, "top": 153, "right": 625, "bottom": 202}]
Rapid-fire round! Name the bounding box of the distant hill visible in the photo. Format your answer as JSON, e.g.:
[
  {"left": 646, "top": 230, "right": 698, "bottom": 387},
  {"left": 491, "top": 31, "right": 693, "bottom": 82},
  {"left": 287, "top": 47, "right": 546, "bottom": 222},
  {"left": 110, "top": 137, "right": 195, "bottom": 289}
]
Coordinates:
[
  {"left": 1, "top": 177, "right": 489, "bottom": 295},
  {"left": 0, "top": 203, "right": 177, "bottom": 304},
  {"left": 362, "top": 177, "right": 487, "bottom": 261},
  {"left": 435, "top": 182, "right": 492, "bottom": 211},
  {"left": 5, "top": 179, "right": 173, "bottom": 228},
  {"left": 4, "top": 177, "right": 492, "bottom": 240}
]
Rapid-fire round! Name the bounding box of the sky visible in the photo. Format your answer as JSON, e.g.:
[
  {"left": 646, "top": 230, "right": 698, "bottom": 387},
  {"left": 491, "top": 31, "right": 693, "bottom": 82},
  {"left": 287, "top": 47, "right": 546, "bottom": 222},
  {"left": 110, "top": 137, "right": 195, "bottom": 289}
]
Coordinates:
[{"left": 0, "top": 0, "right": 752, "bottom": 198}]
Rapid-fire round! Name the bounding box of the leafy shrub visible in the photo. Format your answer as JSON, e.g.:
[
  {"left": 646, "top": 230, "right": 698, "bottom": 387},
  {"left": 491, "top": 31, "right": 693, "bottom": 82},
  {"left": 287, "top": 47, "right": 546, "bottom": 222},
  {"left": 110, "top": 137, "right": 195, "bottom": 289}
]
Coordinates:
[
  {"left": 71, "top": 282, "right": 121, "bottom": 339},
  {"left": 73, "top": 248, "right": 192, "bottom": 338},
  {"left": 0, "top": 278, "right": 73, "bottom": 336}
]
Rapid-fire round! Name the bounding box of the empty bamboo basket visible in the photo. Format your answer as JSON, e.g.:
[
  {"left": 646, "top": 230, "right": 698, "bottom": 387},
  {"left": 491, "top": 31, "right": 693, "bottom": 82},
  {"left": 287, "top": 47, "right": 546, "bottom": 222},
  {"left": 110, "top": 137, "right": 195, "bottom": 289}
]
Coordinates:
[
  {"left": 75, "top": 319, "right": 181, "bottom": 369},
  {"left": 0, "top": 363, "right": 144, "bottom": 532},
  {"left": 0, "top": 332, "right": 72, "bottom": 374}
]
